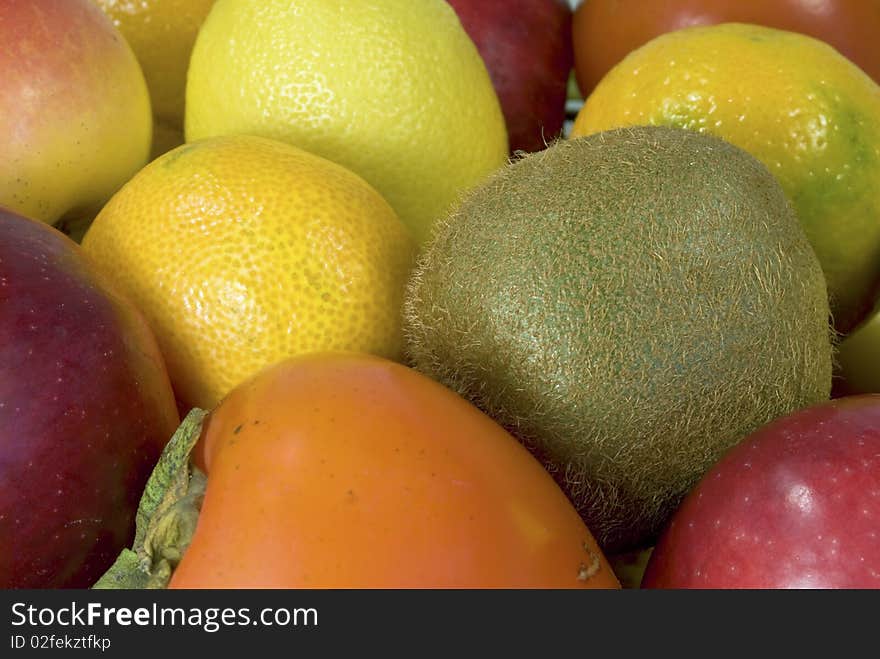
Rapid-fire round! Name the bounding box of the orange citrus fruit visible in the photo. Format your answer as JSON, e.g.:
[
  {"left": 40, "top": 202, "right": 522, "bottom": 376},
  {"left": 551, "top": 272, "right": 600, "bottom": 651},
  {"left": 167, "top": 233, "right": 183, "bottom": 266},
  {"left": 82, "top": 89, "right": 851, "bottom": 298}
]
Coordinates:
[
  {"left": 81, "top": 135, "right": 416, "bottom": 411},
  {"left": 571, "top": 22, "right": 880, "bottom": 334}
]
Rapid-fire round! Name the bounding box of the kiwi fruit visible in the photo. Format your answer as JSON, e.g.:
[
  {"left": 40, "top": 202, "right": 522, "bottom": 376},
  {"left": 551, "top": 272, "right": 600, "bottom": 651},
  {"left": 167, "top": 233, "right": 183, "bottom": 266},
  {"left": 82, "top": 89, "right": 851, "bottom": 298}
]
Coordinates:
[{"left": 403, "top": 125, "right": 833, "bottom": 553}]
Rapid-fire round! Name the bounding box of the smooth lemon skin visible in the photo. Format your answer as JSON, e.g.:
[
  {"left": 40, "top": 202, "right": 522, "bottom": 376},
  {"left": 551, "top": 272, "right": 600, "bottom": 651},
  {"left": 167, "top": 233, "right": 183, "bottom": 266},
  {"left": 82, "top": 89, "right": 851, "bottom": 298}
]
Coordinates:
[
  {"left": 0, "top": 0, "right": 151, "bottom": 225},
  {"left": 81, "top": 135, "right": 417, "bottom": 411},
  {"left": 571, "top": 22, "right": 880, "bottom": 334},
  {"left": 184, "top": 0, "right": 509, "bottom": 247}
]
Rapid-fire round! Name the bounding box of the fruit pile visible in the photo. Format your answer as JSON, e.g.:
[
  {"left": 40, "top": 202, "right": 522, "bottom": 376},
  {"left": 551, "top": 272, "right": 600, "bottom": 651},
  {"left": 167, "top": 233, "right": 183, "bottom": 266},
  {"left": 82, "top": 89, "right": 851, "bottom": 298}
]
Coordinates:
[{"left": 1, "top": 0, "right": 879, "bottom": 590}]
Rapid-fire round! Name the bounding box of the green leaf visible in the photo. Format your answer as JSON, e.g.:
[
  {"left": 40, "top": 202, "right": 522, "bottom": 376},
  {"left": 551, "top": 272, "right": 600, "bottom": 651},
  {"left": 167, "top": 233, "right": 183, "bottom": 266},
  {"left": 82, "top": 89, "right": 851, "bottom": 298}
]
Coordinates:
[{"left": 92, "top": 407, "right": 209, "bottom": 590}]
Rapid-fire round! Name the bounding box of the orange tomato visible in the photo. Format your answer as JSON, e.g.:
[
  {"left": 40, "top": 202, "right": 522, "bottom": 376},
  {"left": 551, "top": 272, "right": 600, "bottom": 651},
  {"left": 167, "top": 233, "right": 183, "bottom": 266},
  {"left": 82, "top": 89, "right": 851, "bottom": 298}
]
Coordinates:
[{"left": 169, "top": 352, "right": 619, "bottom": 589}]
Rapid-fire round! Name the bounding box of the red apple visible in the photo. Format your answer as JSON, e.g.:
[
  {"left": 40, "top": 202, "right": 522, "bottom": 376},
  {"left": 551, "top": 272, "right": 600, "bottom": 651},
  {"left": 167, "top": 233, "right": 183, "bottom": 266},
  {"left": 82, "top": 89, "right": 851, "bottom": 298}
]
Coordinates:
[
  {"left": 642, "top": 395, "right": 880, "bottom": 589},
  {"left": 447, "top": 0, "right": 574, "bottom": 154},
  {"left": 0, "top": 0, "right": 152, "bottom": 227},
  {"left": 0, "top": 207, "right": 180, "bottom": 588}
]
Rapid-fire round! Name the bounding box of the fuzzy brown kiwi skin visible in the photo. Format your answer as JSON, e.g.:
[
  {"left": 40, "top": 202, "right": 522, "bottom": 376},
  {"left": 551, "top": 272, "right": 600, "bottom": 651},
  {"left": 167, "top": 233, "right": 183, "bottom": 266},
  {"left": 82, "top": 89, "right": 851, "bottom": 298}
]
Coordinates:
[{"left": 403, "top": 125, "right": 835, "bottom": 554}]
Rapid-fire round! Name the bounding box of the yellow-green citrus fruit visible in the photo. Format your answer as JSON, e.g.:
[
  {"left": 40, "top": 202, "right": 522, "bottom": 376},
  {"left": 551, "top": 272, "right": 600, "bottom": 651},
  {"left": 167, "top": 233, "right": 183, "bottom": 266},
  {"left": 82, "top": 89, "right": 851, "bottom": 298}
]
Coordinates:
[
  {"left": 185, "top": 0, "right": 509, "bottom": 246},
  {"left": 833, "top": 303, "right": 880, "bottom": 395},
  {"left": 82, "top": 135, "right": 416, "bottom": 411}
]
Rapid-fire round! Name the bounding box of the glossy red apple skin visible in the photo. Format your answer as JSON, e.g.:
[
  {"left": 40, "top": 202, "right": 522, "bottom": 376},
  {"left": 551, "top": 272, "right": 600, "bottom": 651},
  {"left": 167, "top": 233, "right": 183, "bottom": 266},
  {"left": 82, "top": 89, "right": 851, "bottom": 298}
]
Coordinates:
[
  {"left": 641, "top": 395, "right": 880, "bottom": 589},
  {"left": 0, "top": 208, "right": 180, "bottom": 588},
  {"left": 446, "top": 0, "right": 573, "bottom": 154}
]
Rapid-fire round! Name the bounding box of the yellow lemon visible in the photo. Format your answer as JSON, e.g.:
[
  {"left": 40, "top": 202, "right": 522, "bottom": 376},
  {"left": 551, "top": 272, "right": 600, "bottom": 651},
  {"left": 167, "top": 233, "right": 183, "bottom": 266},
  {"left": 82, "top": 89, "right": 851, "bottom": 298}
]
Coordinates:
[
  {"left": 184, "top": 0, "right": 509, "bottom": 246},
  {"left": 571, "top": 22, "right": 880, "bottom": 334},
  {"left": 81, "top": 135, "right": 416, "bottom": 411},
  {"left": 94, "top": 0, "right": 217, "bottom": 156}
]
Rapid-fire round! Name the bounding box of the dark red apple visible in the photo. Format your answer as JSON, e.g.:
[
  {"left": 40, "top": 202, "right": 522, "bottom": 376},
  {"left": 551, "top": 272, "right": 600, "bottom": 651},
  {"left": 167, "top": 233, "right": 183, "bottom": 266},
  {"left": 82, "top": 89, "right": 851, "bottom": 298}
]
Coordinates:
[
  {"left": 642, "top": 395, "right": 880, "bottom": 589},
  {"left": 0, "top": 207, "right": 180, "bottom": 588},
  {"left": 447, "top": 0, "right": 574, "bottom": 154}
]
